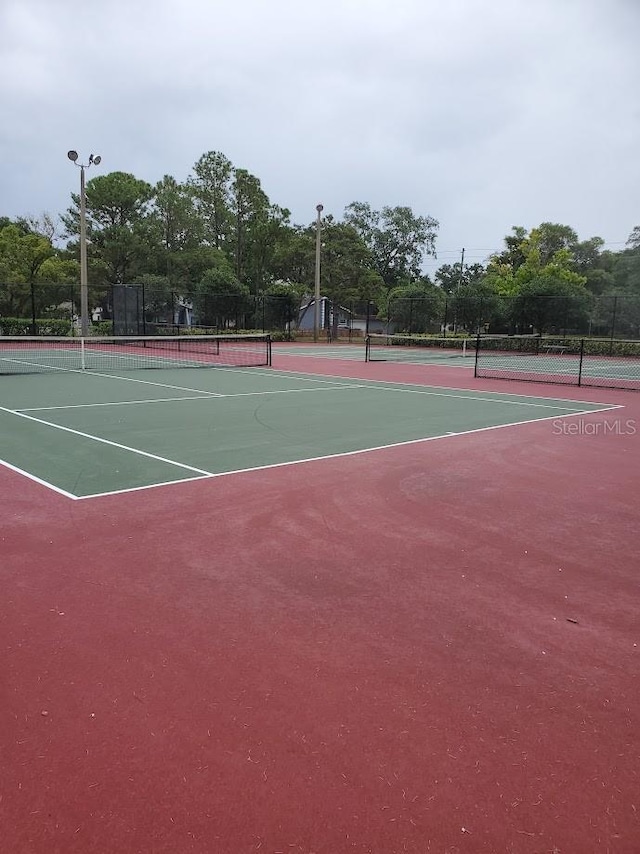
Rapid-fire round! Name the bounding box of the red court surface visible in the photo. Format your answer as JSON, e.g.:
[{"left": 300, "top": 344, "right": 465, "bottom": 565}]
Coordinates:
[{"left": 2, "top": 353, "right": 639, "bottom": 854}]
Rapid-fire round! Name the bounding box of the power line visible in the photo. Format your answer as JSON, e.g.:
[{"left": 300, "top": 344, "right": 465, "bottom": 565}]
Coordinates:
[{"left": 431, "top": 237, "right": 636, "bottom": 262}]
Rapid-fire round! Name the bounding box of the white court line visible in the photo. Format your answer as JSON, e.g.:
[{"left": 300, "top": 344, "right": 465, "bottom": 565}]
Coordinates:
[
  {"left": 0, "top": 458, "right": 79, "bottom": 500},
  {"left": 6, "top": 352, "right": 622, "bottom": 411},
  {"left": 0, "top": 356, "right": 226, "bottom": 397},
  {"left": 3, "top": 350, "right": 626, "bottom": 409},
  {"left": 76, "top": 405, "right": 621, "bottom": 501},
  {"left": 0, "top": 405, "right": 215, "bottom": 478},
  {"left": 105, "top": 361, "right": 622, "bottom": 411},
  {"left": 73, "top": 368, "right": 226, "bottom": 397},
  {"left": 0, "top": 356, "right": 86, "bottom": 373},
  {"left": 17, "top": 384, "right": 366, "bottom": 413},
  {"left": 235, "top": 366, "right": 622, "bottom": 411},
  {"left": 18, "top": 395, "right": 224, "bottom": 412},
  {"left": 347, "top": 384, "right": 607, "bottom": 411},
  {"left": 14, "top": 378, "right": 617, "bottom": 414},
  {"left": 0, "top": 398, "right": 623, "bottom": 501},
  {"left": 264, "top": 365, "right": 624, "bottom": 409}
]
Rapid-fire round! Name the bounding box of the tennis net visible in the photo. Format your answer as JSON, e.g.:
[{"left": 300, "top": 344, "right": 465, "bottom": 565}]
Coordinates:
[
  {"left": 0, "top": 334, "right": 272, "bottom": 375},
  {"left": 365, "top": 334, "right": 475, "bottom": 362},
  {"left": 474, "top": 336, "right": 640, "bottom": 390}
]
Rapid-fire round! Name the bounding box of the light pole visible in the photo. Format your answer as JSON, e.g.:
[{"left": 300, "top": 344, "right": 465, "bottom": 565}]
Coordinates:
[
  {"left": 313, "top": 204, "right": 323, "bottom": 342},
  {"left": 67, "top": 150, "right": 101, "bottom": 337}
]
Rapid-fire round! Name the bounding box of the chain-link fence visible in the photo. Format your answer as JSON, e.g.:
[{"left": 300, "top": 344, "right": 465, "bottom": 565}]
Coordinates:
[
  {"left": 2, "top": 283, "right": 640, "bottom": 341},
  {"left": 376, "top": 293, "right": 640, "bottom": 340}
]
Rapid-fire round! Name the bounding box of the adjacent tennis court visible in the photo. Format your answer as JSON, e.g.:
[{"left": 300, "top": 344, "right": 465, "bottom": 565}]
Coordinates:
[
  {"left": 2, "top": 336, "right": 638, "bottom": 854},
  {"left": 365, "top": 333, "right": 640, "bottom": 390}
]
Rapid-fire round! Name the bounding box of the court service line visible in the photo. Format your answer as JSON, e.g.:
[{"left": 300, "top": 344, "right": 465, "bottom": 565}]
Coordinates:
[
  {"left": 16, "top": 384, "right": 367, "bottom": 413},
  {"left": 73, "top": 368, "right": 227, "bottom": 397},
  {"left": 17, "top": 395, "right": 224, "bottom": 412},
  {"left": 11, "top": 377, "right": 623, "bottom": 416},
  {"left": 0, "top": 356, "right": 69, "bottom": 371},
  {"left": 75, "top": 404, "right": 620, "bottom": 501},
  {"left": 0, "top": 405, "right": 216, "bottom": 478},
  {"left": 0, "top": 357, "right": 226, "bottom": 398}
]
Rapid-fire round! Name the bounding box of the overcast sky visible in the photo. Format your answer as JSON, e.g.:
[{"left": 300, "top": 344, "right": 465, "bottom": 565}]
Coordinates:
[{"left": 1, "top": 0, "right": 638, "bottom": 273}]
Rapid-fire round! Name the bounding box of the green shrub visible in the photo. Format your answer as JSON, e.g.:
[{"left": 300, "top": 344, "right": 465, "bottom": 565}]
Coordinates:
[
  {"left": 474, "top": 336, "right": 640, "bottom": 358},
  {"left": 581, "top": 338, "right": 640, "bottom": 357},
  {"left": 269, "top": 330, "right": 296, "bottom": 342},
  {"left": 0, "top": 317, "right": 73, "bottom": 336},
  {"left": 91, "top": 321, "right": 114, "bottom": 336}
]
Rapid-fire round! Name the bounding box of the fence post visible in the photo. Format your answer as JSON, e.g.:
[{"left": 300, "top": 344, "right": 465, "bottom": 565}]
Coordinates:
[
  {"left": 365, "top": 300, "right": 371, "bottom": 337},
  {"left": 69, "top": 285, "right": 75, "bottom": 335},
  {"left": 610, "top": 295, "right": 617, "bottom": 355},
  {"left": 30, "top": 282, "right": 37, "bottom": 335},
  {"left": 577, "top": 338, "right": 585, "bottom": 386},
  {"left": 473, "top": 333, "right": 481, "bottom": 378},
  {"left": 443, "top": 298, "right": 448, "bottom": 337}
]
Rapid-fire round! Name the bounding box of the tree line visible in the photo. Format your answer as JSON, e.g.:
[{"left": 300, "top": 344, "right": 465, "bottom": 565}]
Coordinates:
[{"left": 1, "top": 150, "right": 639, "bottom": 337}]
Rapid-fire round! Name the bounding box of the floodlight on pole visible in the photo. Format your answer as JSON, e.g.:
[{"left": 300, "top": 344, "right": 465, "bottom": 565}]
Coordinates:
[
  {"left": 68, "top": 150, "right": 101, "bottom": 336},
  {"left": 313, "top": 204, "right": 323, "bottom": 343}
]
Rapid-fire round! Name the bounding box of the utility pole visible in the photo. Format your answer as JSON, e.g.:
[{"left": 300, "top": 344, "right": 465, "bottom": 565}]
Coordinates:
[
  {"left": 68, "top": 150, "right": 102, "bottom": 337},
  {"left": 457, "top": 247, "right": 465, "bottom": 289},
  {"left": 453, "top": 247, "right": 465, "bottom": 333},
  {"left": 313, "top": 204, "right": 323, "bottom": 342}
]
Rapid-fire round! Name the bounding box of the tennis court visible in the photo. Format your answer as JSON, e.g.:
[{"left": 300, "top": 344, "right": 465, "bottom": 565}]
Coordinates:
[
  {"left": 0, "top": 350, "right": 616, "bottom": 499},
  {"left": 2, "top": 336, "right": 639, "bottom": 854}
]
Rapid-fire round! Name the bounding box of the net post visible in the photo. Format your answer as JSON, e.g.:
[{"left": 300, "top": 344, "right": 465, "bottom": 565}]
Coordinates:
[
  {"left": 81, "top": 336, "right": 86, "bottom": 371},
  {"left": 577, "top": 337, "right": 585, "bottom": 386},
  {"left": 267, "top": 334, "right": 272, "bottom": 367},
  {"left": 474, "top": 334, "right": 480, "bottom": 377},
  {"left": 365, "top": 335, "right": 371, "bottom": 362}
]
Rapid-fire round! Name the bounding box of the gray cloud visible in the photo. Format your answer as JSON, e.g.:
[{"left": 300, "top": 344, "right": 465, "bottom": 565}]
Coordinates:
[{"left": 1, "top": 0, "right": 638, "bottom": 271}]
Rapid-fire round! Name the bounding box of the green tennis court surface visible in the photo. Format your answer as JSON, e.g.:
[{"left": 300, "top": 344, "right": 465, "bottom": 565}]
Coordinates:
[{"left": 0, "top": 365, "right": 618, "bottom": 499}]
